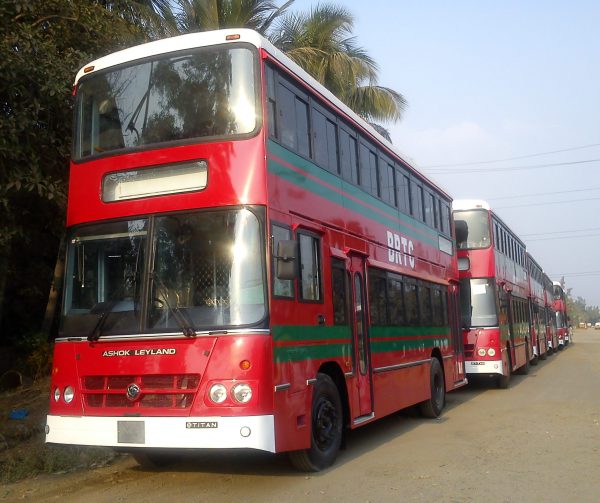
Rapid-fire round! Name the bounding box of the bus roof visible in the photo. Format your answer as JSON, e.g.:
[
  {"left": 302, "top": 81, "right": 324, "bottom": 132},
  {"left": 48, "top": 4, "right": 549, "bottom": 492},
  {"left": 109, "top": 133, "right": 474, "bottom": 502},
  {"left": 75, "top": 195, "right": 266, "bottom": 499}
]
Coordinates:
[
  {"left": 451, "top": 199, "right": 491, "bottom": 211},
  {"left": 74, "top": 28, "right": 452, "bottom": 201}
]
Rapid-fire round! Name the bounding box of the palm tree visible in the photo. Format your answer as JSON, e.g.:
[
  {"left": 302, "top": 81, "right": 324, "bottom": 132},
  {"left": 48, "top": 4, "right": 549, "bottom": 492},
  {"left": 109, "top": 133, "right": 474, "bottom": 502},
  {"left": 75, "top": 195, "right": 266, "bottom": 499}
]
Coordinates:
[
  {"left": 172, "top": 0, "right": 294, "bottom": 34},
  {"left": 269, "top": 4, "right": 406, "bottom": 137}
]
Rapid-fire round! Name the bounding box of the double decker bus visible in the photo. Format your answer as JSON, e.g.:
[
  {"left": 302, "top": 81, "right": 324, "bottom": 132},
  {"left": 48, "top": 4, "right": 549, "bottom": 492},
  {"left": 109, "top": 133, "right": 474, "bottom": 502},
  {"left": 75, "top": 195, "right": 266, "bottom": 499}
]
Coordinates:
[
  {"left": 552, "top": 281, "right": 570, "bottom": 348},
  {"left": 46, "top": 29, "right": 466, "bottom": 471},
  {"left": 453, "top": 200, "right": 531, "bottom": 388},
  {"left": 526, "top": 253, "right": 548, "bottom": 363},
  {"left": 543, "top": 275, "right": 559, "bottom": 353}
]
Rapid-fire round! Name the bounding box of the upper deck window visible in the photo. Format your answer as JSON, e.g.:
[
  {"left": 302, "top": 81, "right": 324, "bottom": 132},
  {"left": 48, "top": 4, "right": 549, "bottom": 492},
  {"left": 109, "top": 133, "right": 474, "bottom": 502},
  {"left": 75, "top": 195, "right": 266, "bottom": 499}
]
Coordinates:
[
  {"left": 454, "top": 209, "right": 491, "bottom": 250},
  {"left": 74, "top": 45, "right": 258, "bottom": 160}
]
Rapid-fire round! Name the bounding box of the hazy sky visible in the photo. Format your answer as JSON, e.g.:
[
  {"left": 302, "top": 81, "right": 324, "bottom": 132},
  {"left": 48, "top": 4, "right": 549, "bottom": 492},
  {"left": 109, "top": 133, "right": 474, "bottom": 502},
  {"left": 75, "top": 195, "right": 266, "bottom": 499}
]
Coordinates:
[{"left": 291, "top": 0, "right": 600, "bottom": 307}]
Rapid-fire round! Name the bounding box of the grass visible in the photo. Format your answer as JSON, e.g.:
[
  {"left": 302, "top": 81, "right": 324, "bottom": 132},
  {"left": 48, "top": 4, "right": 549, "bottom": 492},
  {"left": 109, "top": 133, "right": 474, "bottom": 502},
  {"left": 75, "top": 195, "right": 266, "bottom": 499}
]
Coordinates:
[{"left": 0, "top": 378, "right": 117, "bottom": 484}]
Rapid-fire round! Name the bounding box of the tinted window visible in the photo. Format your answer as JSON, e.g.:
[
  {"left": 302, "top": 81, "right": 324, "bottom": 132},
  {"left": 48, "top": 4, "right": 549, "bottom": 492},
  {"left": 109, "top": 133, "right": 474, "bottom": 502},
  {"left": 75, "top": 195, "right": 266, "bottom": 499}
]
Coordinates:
[
  {"left": 359, "top": 143, "right": 378, "bottom": 196},
  {"left": 404, "top": 280, "right": 419, "bottom": 325},
  {"left": 272, "top": 224, "right": 293, "bottom": 298},
  {"left": 313, "top": 107, "right": 338, "bottom": 173},
  {"left": 396, "top": 169, "right": 411, "bottom": 214},
  {"left": 299, "top": 233, "right": 321, "bottom": 301},
  {"left": 368, "top": 272, "right": 387, "bottom": 325},
  {"left": 380, "top": 161, "right": 396, "bottom": 206},
  {"left": 331, "top": 260, "right": 348, "bottom": 325},
  {"left": 411, "top": 181, "right": 423, "bottom": 221},
  {"left": 340, "top": 128, "right": 359, "bottom": 184}
]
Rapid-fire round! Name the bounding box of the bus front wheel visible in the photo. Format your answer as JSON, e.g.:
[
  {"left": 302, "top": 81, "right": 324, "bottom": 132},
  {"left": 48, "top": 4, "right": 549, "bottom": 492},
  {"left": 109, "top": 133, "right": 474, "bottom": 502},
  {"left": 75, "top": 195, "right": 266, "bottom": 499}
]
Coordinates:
[
  {"left": 288, "top": 373, "right": 343, "bottom": 472},
  {"left": 497, "top": 349, "right": 511, "bottom": 389}
]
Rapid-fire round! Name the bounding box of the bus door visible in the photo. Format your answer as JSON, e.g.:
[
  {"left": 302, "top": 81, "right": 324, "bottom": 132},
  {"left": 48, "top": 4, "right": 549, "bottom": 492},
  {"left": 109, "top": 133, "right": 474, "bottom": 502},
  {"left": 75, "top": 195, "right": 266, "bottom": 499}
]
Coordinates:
[
  {"left": 349, "top": 254, "right": 373, "bottom": 419},
  {"left": 448, "top": 282, "right": 466, "bottom": 384}
]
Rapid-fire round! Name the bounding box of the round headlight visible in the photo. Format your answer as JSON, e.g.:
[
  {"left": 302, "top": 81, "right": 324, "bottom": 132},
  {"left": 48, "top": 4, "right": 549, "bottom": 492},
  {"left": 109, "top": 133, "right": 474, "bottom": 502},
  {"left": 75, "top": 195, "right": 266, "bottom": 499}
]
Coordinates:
[
  {"left": 63, "top": 385, "right": 75, "bottom": 403},
  {"left": 232, "top": 383, "right": 253, "bottom": 404},
  {"left": 477, "top": 348, "right": 487, "bottom": 357},
  {"left": 209, "top": 384, "right": 227, "bottom": 404},
  {"left": 487, "top": 348, "right": 496, "bottom": 357},
  {"left": 53, "top": 387, "right": 61, "bottom": 402}
]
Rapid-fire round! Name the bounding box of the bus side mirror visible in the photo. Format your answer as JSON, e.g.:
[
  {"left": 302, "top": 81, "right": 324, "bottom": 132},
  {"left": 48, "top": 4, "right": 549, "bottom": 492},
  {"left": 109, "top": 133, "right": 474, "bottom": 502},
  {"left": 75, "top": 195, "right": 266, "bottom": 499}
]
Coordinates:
[{"left": 275, "top": 240, "right": 297, "bottom": 280}]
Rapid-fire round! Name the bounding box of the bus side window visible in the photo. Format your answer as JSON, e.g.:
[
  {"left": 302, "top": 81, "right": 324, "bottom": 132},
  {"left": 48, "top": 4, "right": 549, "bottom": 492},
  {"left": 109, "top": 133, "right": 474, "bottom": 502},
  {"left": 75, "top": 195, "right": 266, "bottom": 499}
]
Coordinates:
[
  {"left": 272, "top": 224, "right": 294, "bottom": 298},
  {"left": 298, "top": 232, "right": 322, "bottom": 302},
  {"left": 331, "top": 259, "right": 348, "bottom": 325}
]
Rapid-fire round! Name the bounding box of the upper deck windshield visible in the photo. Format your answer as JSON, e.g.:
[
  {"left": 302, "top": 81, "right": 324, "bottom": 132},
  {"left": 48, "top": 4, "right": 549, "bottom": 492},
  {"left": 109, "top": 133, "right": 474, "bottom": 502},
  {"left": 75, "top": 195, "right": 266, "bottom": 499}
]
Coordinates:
[
  {"left": 553, "top": 285, "right": 564, "bottom": 301},
  {"left": 61, "top": 208, "right": 267, "bottom": 337},
  {"left": 454, "top": 209, "right": 491, "bottom": 250},
  {"left": 74, "top": 44, "right": 258, "bottom": 160}
]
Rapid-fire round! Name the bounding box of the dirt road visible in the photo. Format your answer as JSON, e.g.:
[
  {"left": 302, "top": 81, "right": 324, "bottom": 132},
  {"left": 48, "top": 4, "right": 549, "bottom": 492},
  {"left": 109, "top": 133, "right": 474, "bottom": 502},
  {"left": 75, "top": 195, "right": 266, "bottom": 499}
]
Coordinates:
[{"left": 2, "top": 329, "right": 599, "bottom": 502}]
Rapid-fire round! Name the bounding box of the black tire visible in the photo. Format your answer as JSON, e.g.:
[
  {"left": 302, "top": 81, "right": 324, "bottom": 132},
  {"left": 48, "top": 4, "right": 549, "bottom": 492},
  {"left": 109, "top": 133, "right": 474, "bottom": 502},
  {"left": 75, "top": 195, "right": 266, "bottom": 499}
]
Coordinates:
[
  {"left": 288, "top": 373, "right": 343, "bottom": 472},
  {"left": 131, "top": 449, "right": 179, "bottom": 469},
  {"left": 497, "top": 348, "right": 511, "bottom": 389},
  {"left": 540, "top": 343, "right": 548, "bottom": 360},
  {"left": 418, "top": 357, "right": 445, "bottom": 418}
]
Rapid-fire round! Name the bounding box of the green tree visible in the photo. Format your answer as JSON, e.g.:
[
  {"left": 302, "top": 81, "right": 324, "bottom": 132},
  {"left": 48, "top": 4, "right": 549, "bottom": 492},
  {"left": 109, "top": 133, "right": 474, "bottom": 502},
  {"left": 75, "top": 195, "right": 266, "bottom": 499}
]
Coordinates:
[
  {"left": 0, "top": 0, "right": 146, "bottom": 342},
  {"left": 171, "top": 0, "right": 294, "bottom": 34},
  {"left": 269, "top": 4, "right": 406, "bottom": 137}
]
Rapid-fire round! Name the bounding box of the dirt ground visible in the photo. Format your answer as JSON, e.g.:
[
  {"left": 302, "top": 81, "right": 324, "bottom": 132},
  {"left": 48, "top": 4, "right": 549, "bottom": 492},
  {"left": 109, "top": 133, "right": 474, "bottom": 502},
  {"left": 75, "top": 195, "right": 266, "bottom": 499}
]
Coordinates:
[{"left": 2, "top": 329, "right": 599, "bottom": 502}]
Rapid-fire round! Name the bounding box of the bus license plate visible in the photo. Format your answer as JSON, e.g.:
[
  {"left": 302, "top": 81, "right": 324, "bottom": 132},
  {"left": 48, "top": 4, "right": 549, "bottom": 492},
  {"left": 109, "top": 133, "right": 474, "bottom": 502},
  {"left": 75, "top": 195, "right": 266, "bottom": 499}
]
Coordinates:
[{"left": 117, "top": 421, "right": 145, "bottom": 444}]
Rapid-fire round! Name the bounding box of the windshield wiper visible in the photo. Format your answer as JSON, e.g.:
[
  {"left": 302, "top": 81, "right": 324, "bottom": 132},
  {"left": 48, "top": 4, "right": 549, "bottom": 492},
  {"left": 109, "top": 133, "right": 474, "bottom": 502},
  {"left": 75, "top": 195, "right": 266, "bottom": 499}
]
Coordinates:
[
  {"left": 151, "top": 272, "right": 196, "bottom": 338},
  {"left": 88, "top": 300, "right": 119, "bottom": 342}
]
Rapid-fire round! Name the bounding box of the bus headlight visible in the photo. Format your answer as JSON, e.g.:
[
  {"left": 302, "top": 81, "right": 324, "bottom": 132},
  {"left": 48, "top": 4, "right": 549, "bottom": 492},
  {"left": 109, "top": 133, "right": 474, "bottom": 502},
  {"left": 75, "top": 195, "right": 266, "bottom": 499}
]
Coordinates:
[
  {"left": 477, "top": 348, "right": 487, "bottom": 357},
  {"left": 487, "top": 348, "right": 496, "bottom": 357},
  {"left": 209, "top": 384, "right": 227, "bottom": 404},
  {"left": 63, "top": 386, "right": 75, "bottom": 403},
  {"left": 232, "top": 383, "right": 252, "bottom": 404},
  {"left": 53, "top": 387, "right": 61, "bottom": 402}
]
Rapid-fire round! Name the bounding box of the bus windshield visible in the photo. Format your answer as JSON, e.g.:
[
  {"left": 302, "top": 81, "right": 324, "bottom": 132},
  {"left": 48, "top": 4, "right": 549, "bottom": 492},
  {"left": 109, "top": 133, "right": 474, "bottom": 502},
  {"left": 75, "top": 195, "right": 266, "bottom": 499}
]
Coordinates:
[
  {"left": 74, "top": 45, "right": 258, "bottom": 160},
  {"left": 61, "top": 209, "right": 267, "bottom": 337},
  {"left": 459, "top": 278, "right": 498, "bottom": 328},
  {"left": 454, "top": 210, "right": 491, "bottom": 250}
]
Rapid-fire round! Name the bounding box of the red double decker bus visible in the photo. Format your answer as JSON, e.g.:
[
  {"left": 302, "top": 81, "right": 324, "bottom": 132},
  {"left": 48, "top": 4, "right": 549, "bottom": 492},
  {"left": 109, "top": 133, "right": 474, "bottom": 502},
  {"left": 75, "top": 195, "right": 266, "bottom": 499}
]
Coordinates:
[
  {"left": 543, "top": 275, "right": 559, "bottom": 353},
  {"left": 46, "top": 29, "right": 466, "bottom": 471},
  {"left": 453, "top": 200, "right": 531, "bottom": 388},
  {"left": 552, "top": 281, "right": 570, "bottom": 348},
  {"left": 526, "top": 253, "right": 548, "bottom": 363}
]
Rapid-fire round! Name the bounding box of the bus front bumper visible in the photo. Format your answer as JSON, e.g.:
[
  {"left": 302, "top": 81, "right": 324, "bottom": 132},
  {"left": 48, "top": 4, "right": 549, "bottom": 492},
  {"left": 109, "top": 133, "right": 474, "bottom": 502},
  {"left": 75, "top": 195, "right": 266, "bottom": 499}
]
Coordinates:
[
  {"left": 465, "top": 359, "right": 504, "bottom": 376},
  {"left": 45, "top": 414, "right": 275, "bottom": 452}
]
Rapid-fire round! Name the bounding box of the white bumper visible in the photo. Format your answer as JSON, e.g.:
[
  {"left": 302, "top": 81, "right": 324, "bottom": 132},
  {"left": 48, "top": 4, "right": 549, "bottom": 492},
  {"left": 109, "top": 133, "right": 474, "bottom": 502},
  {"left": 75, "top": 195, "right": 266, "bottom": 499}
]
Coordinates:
[
  {"left": 465, "top": 359, "right": 504, "bottom": 376},
  {"left": 46, "top": 414, "right": 275, "bottom": 452}
]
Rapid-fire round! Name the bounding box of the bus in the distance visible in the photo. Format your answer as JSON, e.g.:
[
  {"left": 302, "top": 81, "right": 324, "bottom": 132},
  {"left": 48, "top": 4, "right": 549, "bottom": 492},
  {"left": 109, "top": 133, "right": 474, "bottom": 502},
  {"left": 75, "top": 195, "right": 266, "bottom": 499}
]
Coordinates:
[
  {"left": 526, "top": 252, "right": 548, "bottom": 363},
  {"left": 453, "top": 200, "right": 531, "bottom": 388},
  {"left": 46, "top": 29, "right": 466, "bottom": 471},
  {"left": 543, "top": 274, "right": 559, "bottom": 353},
  {"left": 553, "top": 281, "right": 570, "bottom": 348}
]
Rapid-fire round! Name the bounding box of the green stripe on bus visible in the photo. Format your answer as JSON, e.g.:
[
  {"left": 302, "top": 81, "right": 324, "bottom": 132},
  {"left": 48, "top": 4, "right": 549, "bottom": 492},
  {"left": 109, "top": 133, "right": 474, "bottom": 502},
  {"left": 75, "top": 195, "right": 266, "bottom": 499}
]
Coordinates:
[
  {"left": 370, "top": 325, "right": 450, "bottom": 353},
  {"left": 273, "top": 342, "right": 352, "bottom": 363},
  {"left": 272, "top": 324, "right": 351, "bottom": 342},
  {"left": 267, "top": 140, "right": 438, "bottom": 247},
  {"left": 272, "top": 324, "right": 451, "bottom": 362}
]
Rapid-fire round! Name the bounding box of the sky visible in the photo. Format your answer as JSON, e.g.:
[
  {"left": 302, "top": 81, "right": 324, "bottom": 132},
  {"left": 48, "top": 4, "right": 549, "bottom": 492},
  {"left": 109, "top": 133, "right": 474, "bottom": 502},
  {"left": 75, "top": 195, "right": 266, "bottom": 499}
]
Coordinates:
[{"left": 291, "top": 0, "right": 600, "bottom": 307}]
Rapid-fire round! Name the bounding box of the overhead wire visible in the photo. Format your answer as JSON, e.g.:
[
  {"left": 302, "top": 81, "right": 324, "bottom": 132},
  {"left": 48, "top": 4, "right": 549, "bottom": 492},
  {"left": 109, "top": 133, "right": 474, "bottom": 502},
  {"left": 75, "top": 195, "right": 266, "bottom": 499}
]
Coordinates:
[{"left": 422, "top": 142, "right": 600, "bottom": 168}]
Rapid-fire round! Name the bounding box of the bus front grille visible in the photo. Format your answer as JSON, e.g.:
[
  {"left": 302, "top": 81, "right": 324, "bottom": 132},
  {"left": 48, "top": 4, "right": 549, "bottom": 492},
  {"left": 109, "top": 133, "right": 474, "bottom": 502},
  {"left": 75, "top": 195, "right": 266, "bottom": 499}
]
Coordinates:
[{"left": 82, "top": 374, "right": 200, "bottom": 410}]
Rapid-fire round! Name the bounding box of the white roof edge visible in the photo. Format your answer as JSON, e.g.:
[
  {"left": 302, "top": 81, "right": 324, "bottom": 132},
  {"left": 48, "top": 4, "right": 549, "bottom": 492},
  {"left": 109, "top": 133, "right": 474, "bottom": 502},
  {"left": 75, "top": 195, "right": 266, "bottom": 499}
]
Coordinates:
[
  {"left": 452, "top": 199, "right": 491, "bottom": 211},
  {"left": 74, "top": 29, "right": 451, "bottom": 200}
]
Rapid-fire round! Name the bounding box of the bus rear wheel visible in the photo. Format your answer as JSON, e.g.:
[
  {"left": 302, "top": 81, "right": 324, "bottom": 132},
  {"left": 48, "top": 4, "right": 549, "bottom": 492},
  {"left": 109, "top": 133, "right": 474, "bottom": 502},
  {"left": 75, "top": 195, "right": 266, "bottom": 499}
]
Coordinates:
[
  {"left": 288, "top": 373, "right": 343, "bottom": 472},
  {"left": 419, "top": 357, "right": 445, "bottom": 418}
]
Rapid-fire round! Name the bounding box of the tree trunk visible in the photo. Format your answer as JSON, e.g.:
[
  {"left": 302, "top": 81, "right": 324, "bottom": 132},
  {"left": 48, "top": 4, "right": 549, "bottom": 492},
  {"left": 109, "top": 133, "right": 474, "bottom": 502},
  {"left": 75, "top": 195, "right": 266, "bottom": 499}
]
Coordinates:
[{"left": 41, "top": 233, "right": 66, "bottom": 339}]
